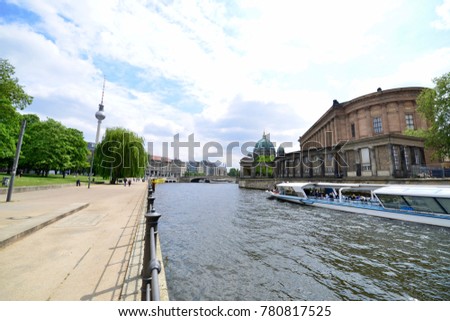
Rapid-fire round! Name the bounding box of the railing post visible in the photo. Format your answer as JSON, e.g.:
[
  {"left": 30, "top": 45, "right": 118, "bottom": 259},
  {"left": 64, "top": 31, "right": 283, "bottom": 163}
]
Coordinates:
[
  {"left": 147, "top": 185, "right": 154, "bottom": 212},
  {"left": 141, "top": 211, "right": 161, "bottom": 300},
  {"left": 149, "top": 219, "right": 161, "bottom": 300},
  {"left": 141, "top": 182, "right": 162, "bottom": 301},
  {"left": 147, "top": 195, "right": 155, "bottom": 213}
]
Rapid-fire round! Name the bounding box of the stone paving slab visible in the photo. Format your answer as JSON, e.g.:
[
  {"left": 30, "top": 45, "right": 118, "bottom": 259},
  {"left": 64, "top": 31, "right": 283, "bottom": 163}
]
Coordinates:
[
  {"left": 0, "top": 182, "right": 168, "bottom": 301},
  {"left": 0, "top": 202, "right": 89, "bottom": 248}
]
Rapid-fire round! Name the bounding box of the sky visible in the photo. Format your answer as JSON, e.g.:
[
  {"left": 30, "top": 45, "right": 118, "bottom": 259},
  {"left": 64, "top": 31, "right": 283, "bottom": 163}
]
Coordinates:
[{"left": 1, "top": 0, "right": 450, "bottom": 168}]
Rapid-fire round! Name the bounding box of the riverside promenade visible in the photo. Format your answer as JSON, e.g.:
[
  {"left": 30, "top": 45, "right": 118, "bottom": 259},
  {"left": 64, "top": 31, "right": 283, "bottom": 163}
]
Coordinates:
[{"left": 0, "top": 181, "right": 168, "bottom": 301}]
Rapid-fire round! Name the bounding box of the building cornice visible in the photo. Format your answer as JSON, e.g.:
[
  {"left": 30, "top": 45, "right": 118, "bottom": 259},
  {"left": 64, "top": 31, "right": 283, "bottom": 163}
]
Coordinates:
[{"left": 301, "top": 86, "right": 427, "bottom": 143}]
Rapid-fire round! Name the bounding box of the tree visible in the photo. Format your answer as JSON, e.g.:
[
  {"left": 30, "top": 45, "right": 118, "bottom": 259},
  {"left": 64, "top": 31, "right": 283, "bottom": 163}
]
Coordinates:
[
  {"left": 408, "top": 72, "right": 450, "bottom": 160},
  {"left": 94, "top": 127, "right": 147, "bottom": 184},
  {"left": 254, "top": 154, "right": 275, "bottom": 177},
  {"left": 20, "top": 117, "right": 89, "bottom": 176},
  {"left": 20, "top": 118, "right": 63, "bottom": 175},
  {"left": 21, "top": 113, "right": 40, "bottom": 126},
  {"left": 65, "top": 128, "right": 90, "bottom": 175},
  {"left": 228, "top": 168, "right": 239, "bottom": 177},
  {"left": 0, "top": 59, "right": 33, "bottom": 171},
  {"left": 0, "top": 104, "right": 21, "bottom": 170},
  {"left": 0, "top": 58, "right": 33, "bottom": 110}
]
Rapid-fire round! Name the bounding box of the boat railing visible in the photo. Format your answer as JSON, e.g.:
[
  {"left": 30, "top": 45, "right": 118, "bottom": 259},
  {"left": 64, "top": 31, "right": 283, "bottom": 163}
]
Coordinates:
[{"left": 310, "top": 195, "right": 383, "bottom": 207}]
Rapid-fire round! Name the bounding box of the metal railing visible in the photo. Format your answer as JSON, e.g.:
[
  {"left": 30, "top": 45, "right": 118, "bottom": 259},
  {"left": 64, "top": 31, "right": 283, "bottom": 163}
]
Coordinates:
[
  {"left": 141, "top": 182, "right": 162, "bottom": 301},
  {"left": 411, "top": 165, "right": 450, "bottom": 178}
]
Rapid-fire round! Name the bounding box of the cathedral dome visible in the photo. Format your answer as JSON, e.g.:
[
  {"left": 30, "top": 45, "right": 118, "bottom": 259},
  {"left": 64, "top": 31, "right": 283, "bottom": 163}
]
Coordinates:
[{"left": 254, "top": 132, "right": 276, "bottom": 156}]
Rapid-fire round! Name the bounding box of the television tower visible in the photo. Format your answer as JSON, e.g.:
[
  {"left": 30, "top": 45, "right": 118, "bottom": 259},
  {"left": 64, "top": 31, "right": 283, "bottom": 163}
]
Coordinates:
[{"left": 88, "top": 78, "right": 106, "bottom": 189}]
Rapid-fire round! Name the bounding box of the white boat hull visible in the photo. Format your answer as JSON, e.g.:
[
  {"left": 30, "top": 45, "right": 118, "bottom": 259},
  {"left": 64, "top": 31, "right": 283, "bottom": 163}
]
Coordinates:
[{"left": 270, "top": 193, "right": 450, "bottom": 228}]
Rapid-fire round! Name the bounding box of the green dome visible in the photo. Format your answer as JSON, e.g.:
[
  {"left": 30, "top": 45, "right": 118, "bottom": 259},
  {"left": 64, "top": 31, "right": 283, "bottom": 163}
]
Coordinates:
[
  {"left": 254, "top": 132, "right": 275, "bottom": 155},
  {"left": 255, "top": 137, "right": 274, "bottom": 150}
]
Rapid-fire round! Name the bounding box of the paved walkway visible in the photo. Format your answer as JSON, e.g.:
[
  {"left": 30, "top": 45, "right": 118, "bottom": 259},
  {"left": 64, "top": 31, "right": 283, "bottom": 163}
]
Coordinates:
[{"left": 0, "top": 181, "right": 167, "bottom": 301}]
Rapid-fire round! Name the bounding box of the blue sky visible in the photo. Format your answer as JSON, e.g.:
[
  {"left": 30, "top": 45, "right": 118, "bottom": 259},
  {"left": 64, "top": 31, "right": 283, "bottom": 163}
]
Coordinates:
[{"left": 1, "top": 0, "right": 450, "bottom": 167}]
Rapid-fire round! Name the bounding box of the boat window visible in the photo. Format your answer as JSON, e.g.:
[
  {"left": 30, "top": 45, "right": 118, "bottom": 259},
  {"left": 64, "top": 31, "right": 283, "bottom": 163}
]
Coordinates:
[
  {"left": 377, "top": 194, "right": 409, "bottom": 210},
  {"left": 436, "top": 198, "right": 450, "bottom": 214},
  {"left": 402, "top": 196, "right": 446, "bottom": 214},
  {"left": 284, "top": 187, "right": 296, "bottom": 195},
  {"left": 296, "top": 191, "right": 306, "bottom": 198}
]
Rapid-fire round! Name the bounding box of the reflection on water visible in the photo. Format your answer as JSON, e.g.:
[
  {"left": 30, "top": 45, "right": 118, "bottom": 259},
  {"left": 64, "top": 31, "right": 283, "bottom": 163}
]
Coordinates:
[{"left": 157, "top": 183, "right": 450, "bottom": 301}]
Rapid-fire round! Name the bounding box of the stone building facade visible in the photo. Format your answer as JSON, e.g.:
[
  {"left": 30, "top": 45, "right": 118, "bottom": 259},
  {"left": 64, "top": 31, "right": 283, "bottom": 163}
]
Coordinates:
[
  {"left": 275, "top": 87, "right": 435, "bottom": 179},
  {"left": 148, "top": 157, "right": 227, "bottom": 178},
  {"left": 147, "top": 156, "right": 187, "bottom": 178}
]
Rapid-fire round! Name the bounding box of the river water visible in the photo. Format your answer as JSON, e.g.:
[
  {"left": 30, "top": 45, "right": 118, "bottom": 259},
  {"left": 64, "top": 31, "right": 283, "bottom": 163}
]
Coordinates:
[{"left": 156, "top": 183, "right": 450, "bottom": 301}]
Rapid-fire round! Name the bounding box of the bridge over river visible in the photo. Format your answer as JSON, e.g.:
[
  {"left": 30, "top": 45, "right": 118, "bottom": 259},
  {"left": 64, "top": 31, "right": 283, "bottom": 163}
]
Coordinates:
[{"left": 172, "top": 176, "right": 236, "bottom": 183}]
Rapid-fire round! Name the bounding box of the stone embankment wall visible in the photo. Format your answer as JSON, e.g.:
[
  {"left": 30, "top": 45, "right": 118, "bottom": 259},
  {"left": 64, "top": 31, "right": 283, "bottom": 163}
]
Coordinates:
[{"left": 238, "top": 178, "right": 450, "bottom": 190}]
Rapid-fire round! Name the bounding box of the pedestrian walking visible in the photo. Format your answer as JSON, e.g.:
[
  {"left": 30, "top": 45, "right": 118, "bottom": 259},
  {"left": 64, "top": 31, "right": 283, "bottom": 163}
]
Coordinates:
[{"left": 124, "top": 178, "right": 127, "bottom": 187}]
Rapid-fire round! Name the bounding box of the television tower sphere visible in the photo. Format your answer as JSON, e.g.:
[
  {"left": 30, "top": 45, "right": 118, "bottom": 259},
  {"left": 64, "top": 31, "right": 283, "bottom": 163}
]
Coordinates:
[{"left": 95, "top": 103, "right": 106, "bottom": 120}]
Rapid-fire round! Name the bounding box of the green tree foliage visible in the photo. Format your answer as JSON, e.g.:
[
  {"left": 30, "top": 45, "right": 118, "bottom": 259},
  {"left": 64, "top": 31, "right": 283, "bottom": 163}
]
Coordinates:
[
  {"left": 65, "top": 128, "right": 90, "bottom": 174},
  {"left": 94, "top": 127, "right": 147, "bottom": 183},
  {"left": 20, "top": 117, "right": 89, "bottom": 176},
  {"left": 255, "top": 154, "right": 275, "bottom": 177},
  {"left": 21, "top": 113, "right": 40, "bottom": 126},
  {"left": 407, "top": 72, "right": 450, "bottom": 160},
  {"left": 228, "top": 168, "right": 239, "bottom": 177},
  {"left": 0, "top": 60, "right": 88, "bottom": 175},
  {"left": 0, "top": 58, "right": 33, "bottom": 110},
  {"left": 0, "top": 104, "right": 21, "bottom": 168},
  {"left": 0, "top": 59, "right": 33, "bottom": 170}
]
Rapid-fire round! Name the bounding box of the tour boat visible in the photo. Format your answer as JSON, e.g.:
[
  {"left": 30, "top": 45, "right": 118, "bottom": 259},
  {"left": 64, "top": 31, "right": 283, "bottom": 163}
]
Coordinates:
[{"left": 267, "top": 182, "right": 450, "bottom": 228}]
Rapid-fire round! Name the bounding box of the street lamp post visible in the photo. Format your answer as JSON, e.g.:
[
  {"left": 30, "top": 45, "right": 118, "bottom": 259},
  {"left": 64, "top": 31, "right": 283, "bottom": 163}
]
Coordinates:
[{"left": 88, "top": 82, "right": 106, "bottom": 189}]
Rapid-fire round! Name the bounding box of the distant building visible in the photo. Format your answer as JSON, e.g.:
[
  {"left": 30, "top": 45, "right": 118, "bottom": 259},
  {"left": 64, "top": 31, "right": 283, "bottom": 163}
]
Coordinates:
[
  {"left": 187, "top": 161, "right": 204, "bottom": 175},
  {"left": 202, "top": 160, "right": 227, "bottom": 176},
  {"left": 149, "top": 157, "right": 227, "bottom": 178},
  {"left": 187, "top": 160, "right": 227, "bottom": 176},
  {"left": 148, "top": 156, "right": 187, "bottom": 178},
  {"left": 275, "top": 87, "right": 439, "bottom": 180}
]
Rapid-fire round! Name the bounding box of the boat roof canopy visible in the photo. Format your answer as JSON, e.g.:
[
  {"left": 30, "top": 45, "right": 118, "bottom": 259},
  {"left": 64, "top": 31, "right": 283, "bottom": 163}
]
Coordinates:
[
  {"left": 277, "top": 182, "right": 313, "bottom": 189},
  {"left": 374, "top": 185, "right": 450, "bottom": 198},
  {"left": 276, "top": 182, "right": 385, "bottom": 190},
  {"left": 276, "top": 183, "right": 450, "bottom": 198}
]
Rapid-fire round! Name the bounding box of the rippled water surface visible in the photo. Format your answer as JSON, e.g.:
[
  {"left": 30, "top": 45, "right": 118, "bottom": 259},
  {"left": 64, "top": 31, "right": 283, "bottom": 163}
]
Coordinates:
[{"left": 156, "top": 183, "right": 450, "bottom": 301}]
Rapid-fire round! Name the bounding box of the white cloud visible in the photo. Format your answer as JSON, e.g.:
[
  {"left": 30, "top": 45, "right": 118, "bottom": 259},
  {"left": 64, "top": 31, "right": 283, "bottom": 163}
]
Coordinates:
[
  {"left": 2, "top": 0, "right": 450, "bottom": 168},
  {"left": 432, "top": 0, "right": 450, "bottom": 29},
  {"left": 0, "top": 22, "right": 102, "bottom": 101},
  {"left": 346, "top": 47, "right": 450, "bottom": 98}
]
